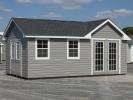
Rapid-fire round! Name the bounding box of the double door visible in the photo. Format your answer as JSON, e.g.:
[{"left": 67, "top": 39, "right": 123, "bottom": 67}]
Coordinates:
[{"left": 93, "top": 39, "right": 119, "bottom": 74}]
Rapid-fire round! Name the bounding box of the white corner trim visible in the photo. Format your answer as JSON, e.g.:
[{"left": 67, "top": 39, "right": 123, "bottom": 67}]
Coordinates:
[
  {"left": 35, "top": 39, "right": 50, "bottom": 60},
  {"left": 0, "top": 43, "right": 2, "bottom": 62},
  {"left": 119, "top": 40, "right": 121, "bottom": 74},
  {"left": 20, "top": 42, "right": 22, "bottom": 77},
  {"left": 91, "top": 39, "right": 93, "bottom": 75},
  {"left": 67, "top": 39, "right": 80, "bottom": 60},
  {"left": 9, "top": 40, "right": 12, "bottom": 74},
  {"left": 85, "top": 19, "right": 131, "bottom": 40}
]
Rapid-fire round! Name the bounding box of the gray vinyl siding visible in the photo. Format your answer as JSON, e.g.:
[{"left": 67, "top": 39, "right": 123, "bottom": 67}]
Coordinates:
[
  {"left": 5, "top": 23, "right": 28, "bottom": 77},
  {"left": 5, "top": 40, "right": 10, "bottom": 74},
  {"left": 92, "top": 24, "right": 122, "bottom": 39},
  {"left": 27, "top": 39, "right": 91, "bottom": 78},
  {"left": 121, "top": 41, "right": 128, "bottom": 74}
]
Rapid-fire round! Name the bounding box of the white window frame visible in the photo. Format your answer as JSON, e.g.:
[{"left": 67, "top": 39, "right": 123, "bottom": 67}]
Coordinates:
[
  {"left": 16, "top": 42, "right": 21, "bottom": 60},
  {"left": 35, "top": 39, "right": 50, "bottom": 60},
  {"left": 10, "top": 42, "right": 15, "bottom": 60},
  {"left": 67, "top": 39, "right": 80, "bottom": 59}
]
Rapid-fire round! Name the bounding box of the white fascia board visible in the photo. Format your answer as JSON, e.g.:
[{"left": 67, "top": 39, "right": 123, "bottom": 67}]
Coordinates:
[
  {"left": 85, "top": 19, "right": 131, "bottom": 40},
  {"left": 107, "top": 20, "right": 131, "bottom": 40},
  {"left": 3, "top": 18, "right": 13, "bottom": 37},
  {"left": 85, "top": 19, "right": 109, "bottom": 38},
  {"left": 3, "top": 18, "right": 25, "bottom": 38},
  {"left": 25, "top": 35, "right": 90, "bottom": 39}
]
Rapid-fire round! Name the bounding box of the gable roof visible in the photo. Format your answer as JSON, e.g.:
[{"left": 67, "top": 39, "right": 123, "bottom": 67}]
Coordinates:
[
  {"left": 4, "top": 17, "right": 131, "bottom": 40},
  {"left": 12, "top": 17, "right": 106, "bottom": 37}
]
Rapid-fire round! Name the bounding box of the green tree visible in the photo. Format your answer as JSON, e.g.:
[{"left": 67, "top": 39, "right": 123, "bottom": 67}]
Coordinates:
[{"left": 122, "top": 27, "right": 133, "bottom": 35}]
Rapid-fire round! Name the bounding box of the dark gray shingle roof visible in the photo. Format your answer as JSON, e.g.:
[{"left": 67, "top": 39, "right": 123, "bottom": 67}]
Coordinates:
[{"left": 13, "top": 17, "right": 107, "bottom": 37}]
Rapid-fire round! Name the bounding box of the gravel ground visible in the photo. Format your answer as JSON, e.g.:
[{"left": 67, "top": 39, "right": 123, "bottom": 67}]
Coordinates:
[{"left": 0, "top": 62, "right": 132, "bottom": 100}]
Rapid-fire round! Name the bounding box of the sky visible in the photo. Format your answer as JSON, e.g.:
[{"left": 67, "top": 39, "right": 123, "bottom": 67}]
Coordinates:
[{"left": 0, "top": 0, "right": 133, "bottom": 32}]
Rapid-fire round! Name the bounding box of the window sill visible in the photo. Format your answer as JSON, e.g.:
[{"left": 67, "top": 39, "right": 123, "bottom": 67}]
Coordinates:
[
  {"left": 35, "top": 57, "right": 50, "bottom": 60},
  {"left": 67, "top": 57, "right": 80, "bottom": 60}
]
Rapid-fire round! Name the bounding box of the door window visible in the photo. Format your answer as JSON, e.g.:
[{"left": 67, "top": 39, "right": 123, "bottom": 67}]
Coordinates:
[
  {"left": 108, "top": 43, "right": 117, "bottom": 70},
  {"left": 95, "top": 42, "right": 104, "bottom": 71}
]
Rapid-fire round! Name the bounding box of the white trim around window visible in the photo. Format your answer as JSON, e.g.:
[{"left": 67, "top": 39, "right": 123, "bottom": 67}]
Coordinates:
[
  {"left": 67, "top": 39, "right": 80, "bottom": 59},
  {"left": 16, "top": 42, "right": 21, "bottom": 60},
  {"left": 35, "top": 39, "right": 50, "bottom": 60},
  {"left": 11, "top": 42, "right": 15, "bottom": 60}
]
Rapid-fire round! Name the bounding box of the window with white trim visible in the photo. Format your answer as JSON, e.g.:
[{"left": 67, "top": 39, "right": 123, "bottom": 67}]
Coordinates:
[
  {"left": 16, "top": 42, "right": 20, "bottom": 60},
  {"left": 67, "top": 40, "right": 80, "bottom": 59},
  {"left": 36, "top": 40, "right": 49, "bottom": 59},
  {"left": 11, "top": 43, "right": 15, "bottom": 59}
]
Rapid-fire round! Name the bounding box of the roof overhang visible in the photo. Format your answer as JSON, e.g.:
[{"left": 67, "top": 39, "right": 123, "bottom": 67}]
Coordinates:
[
  {"left": 4, "top": 18, "right": 131, "bottom": 40},
  {"left": 3, "top": 18, "right": 25, "bottom": 38},
  {"left": 85, "top": 19, "right": 131, "bottom": 40},
  {"left": 25, "top": 35, "right": 90, "bottom": 39}
]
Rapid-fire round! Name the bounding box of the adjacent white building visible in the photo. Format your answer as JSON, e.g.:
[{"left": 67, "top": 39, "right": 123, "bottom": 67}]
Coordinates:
[
  {"left": 127, "top": 34, "right": 133, "bottom": 63},
  {"left": 0, "top": 32, "right": 5, "bottom": 63}
]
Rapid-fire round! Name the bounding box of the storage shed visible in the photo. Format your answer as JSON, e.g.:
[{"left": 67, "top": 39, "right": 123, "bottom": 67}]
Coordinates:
[{"left": 4, "top": 18, "right": 131, "bottom": 79}]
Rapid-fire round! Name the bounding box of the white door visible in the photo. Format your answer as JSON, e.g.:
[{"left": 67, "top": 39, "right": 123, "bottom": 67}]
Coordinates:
[{"left": 10, "top": 41, "right": 22, "bottom": 76}]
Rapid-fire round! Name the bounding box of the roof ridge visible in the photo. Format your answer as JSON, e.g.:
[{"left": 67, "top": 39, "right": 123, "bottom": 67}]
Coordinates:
[{"left": 12, "top": 17, "right": 107, "bottom": 23}]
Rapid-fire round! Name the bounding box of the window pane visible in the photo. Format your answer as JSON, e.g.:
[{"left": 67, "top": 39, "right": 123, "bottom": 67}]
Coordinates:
[
  {"left": 43, "top": 40, "right": 48, "bottom": 44},
  {"left": 69, "top": 52, "right": 73, "bottom": 57},
  {"left": 16, "top": 42, "right": 20, "bottom": 59},
  {"left": 42, "top": 49, "right": 48, "bottom": 57},
  {"left": 37, "top": 49, "right": 48, "bottom": 57},
  {"left": 109, "top": 43, "right": 117, "bottom": 70},
  {"left": 74, "top": 45, "right": 78, "bottom": 48},
  {"left": 69, "top": 41, "right": 73, "bottom": 44},
  {"left": 95, "top": 42, "right": 103, "bottom": 71},
  {"left": 37, "top": 40, "right": 42, "bottom": 44},
  {"left": 37, "top": 44, "right": 42, "bottom": 48},
  {"left": 69, "top": 45, "right": 73, "bottom": 48},
  {"left": 43, "top": 44, "right": 48, "bottom": 48},
  {"left": 74, "top": 41, "right": 78, "bottom": 44},
  {"left": 74, "top": 53, "right": 78, "bottom": 57},
  {"left": 37, "top": 49, "right": 43, "bottom": 57},
  {"left": 12, "top": 44, "right": 15, "bottom": 59}
]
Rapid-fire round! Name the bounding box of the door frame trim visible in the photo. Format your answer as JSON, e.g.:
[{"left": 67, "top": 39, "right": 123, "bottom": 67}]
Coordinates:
[{"left": 91, "top": 38, "right": 121, "bottom": 75}]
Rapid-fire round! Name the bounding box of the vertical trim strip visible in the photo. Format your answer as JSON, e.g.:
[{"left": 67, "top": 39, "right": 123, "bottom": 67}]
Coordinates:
[
  {"left": 10, "top": 41, "right": 12, "bottom": 74},
  {"left": 91, "top": 39, "right": 93, "bottom": 75},
  {"left": 20, "top": 43, "right": 22, "bottom": 77},
  {"left": 119, "top": 40, "right": 121, "bottom": 74}
]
